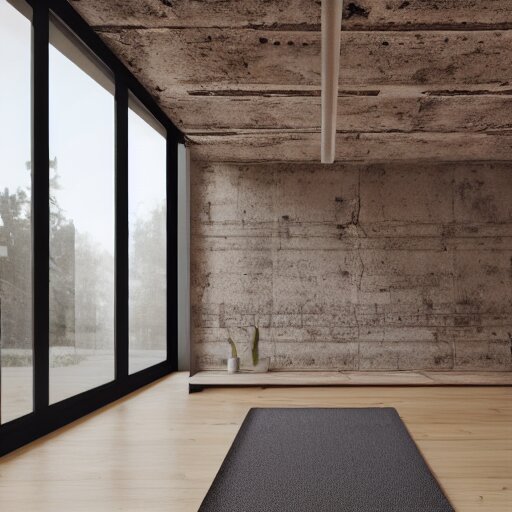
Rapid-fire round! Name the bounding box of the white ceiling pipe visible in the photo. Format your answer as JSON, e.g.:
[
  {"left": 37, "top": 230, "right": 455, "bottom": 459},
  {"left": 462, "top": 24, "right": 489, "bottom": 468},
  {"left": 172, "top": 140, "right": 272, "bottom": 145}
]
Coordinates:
[{"left": 321, "top": 0, "right": 343, "bottom": 164}]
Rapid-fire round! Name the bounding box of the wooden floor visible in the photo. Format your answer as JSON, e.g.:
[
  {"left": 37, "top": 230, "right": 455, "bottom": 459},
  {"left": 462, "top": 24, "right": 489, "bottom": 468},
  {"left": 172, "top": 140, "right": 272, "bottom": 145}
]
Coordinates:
[{"left": 0, "top": 373, "right": 510, "bottom": 512}]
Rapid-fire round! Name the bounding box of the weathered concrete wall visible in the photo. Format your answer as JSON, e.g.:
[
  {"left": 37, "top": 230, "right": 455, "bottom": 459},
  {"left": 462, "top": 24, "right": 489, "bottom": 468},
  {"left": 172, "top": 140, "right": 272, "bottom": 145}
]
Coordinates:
[{"left": 190, "top": 160, "right": 512, "bottom": 372}]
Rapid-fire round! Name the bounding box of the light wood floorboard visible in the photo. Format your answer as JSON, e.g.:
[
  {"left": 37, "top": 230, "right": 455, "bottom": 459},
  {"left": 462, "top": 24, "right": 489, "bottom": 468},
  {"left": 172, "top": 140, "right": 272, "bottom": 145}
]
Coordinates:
[{"left": 0, "top": 373, "right": 510, "bottom": 511}]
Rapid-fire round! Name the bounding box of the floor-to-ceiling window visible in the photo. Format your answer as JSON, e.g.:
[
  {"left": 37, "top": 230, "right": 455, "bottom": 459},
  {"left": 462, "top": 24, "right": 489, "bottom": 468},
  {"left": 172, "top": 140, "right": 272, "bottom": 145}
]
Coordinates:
[
  {"left": 48, "top": 18, "right": 116, "bottom": 403},
  {"left": 0, "top": 0, "right": 179, "bottom": 456},
  {"left": 128, "top": 98, "right": 167, "bottom": 374},
  {"left": 0, "top": 0, "right": 33, "bottom": 425}
]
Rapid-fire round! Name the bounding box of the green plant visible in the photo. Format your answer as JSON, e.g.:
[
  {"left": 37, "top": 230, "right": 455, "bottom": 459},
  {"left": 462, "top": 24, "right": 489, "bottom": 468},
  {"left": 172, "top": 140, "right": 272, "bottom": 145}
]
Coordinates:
[
  {"left": 227, "top": 337, "right": 238, "bottom": 358},
  {"left": 251, "top": 326, "right": 259, "bottom": 366}
]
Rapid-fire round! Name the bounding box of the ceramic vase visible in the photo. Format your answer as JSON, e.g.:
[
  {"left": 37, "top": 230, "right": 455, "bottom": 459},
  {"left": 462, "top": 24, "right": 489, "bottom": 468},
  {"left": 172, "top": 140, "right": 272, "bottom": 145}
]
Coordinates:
[{"left": 227, "top": 357, "right": 240, "bottom": 374}]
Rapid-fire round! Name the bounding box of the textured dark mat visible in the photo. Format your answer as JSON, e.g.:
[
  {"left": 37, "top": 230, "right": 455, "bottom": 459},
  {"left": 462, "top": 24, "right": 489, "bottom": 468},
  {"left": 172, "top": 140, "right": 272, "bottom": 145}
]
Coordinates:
[{"left": 199, "top": 408, "right": 454, "bottom": 512}]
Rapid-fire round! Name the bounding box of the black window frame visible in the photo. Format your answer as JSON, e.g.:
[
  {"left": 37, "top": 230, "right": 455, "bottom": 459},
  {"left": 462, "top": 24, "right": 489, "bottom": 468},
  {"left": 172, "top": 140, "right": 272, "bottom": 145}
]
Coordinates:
[{"left": 0, "top": 0, "right": 182, "bottom": 456}]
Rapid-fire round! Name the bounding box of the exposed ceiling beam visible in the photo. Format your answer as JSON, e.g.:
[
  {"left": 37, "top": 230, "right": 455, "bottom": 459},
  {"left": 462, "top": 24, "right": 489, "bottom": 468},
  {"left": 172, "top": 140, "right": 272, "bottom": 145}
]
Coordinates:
[
  {"left": 168, "top": 92, "right": 512, "bottom": 133},
  {"left": 70, "top": 0, "right": 512, "bottom": 31},
  {"left": 188, "top": 132, "right": 512, "bottom": 163},
  {"left": 96, "top": 29, "right": 512, "bottom": 90}
]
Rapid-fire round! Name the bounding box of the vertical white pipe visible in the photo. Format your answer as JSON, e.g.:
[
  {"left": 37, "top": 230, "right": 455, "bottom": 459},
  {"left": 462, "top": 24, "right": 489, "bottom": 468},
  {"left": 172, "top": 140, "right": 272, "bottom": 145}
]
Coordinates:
[{"left": 321, "top": 0, "right": 343, "bottom": 164}]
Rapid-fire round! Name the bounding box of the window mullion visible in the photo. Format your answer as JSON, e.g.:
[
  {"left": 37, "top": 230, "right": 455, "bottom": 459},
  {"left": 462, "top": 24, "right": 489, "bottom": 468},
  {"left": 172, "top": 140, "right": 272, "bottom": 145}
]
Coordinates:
[
  {"left": 167, "top": 136, "right": 178, "bottom": 369},
  {"left": 32, "top": 0, "right": 50, "bottom": 413},
  {"left": 115, "top": 77, "right": 129, "bottom": 382}
]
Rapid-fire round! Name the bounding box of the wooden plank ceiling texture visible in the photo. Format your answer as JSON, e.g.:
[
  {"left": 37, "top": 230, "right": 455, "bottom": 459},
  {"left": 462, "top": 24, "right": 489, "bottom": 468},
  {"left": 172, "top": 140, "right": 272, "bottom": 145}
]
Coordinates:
[{"left": 70, "top": 0, "right": 512, "bottom": 162}]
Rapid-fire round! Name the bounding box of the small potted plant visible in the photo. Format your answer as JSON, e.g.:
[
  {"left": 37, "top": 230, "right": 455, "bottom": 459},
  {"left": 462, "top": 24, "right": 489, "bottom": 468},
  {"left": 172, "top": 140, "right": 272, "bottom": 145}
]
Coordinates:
[{"left": 227, "top": 337, "right": 240, "bottom": 374}]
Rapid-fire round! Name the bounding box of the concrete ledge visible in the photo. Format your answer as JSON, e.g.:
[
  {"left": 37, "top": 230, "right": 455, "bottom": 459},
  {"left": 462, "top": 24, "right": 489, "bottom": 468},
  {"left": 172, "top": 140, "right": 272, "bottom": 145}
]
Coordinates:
[{"left": 189, "top": 370, "right": 512, "bottom": 387}]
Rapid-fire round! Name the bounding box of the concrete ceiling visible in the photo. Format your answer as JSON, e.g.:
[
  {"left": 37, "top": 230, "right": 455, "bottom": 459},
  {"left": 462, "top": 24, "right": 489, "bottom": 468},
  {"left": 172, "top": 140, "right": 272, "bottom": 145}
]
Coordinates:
[{"left": 69, "top": 0, "right": 512, "bottom": 162}]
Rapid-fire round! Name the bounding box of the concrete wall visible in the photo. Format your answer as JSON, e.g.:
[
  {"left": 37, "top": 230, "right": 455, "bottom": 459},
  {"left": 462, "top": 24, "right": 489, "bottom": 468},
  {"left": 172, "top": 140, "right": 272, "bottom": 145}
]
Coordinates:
[{"left": 190, "top": 159, "right": 512, "bottom": 373}]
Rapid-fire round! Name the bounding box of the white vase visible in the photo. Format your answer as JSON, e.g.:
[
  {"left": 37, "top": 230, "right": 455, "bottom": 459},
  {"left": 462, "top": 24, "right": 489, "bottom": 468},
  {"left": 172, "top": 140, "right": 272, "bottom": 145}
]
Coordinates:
[{"left": 227, "top": 357, "right": 240, "bottom": 374}]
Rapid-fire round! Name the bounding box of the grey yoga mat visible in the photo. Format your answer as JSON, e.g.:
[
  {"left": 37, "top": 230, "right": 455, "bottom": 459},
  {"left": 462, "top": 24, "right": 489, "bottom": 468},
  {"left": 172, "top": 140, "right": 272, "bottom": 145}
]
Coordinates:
[{"left": 199, "top": 408, "right": 454, "bottom": 512}]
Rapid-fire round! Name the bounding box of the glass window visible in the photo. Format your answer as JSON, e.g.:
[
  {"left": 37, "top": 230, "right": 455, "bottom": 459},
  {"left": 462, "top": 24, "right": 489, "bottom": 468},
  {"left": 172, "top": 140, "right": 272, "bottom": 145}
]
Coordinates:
[
  {"left": 128, "top": 97, "right": 167, "bottom": 374},
  {"left": 0, "top": 0, "right": 33, "bottom": 424},
  {"left": 49, "top": 18, "right": 115, "bottom": 403}
]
